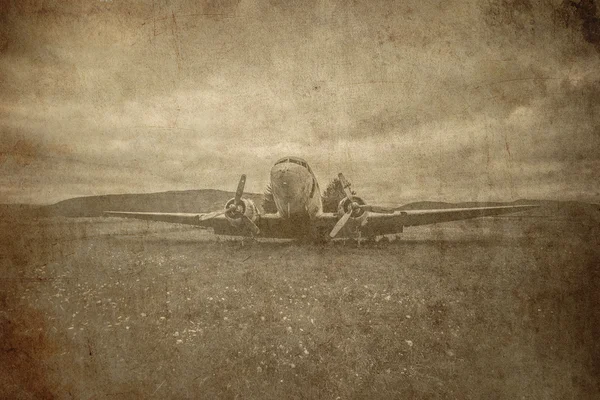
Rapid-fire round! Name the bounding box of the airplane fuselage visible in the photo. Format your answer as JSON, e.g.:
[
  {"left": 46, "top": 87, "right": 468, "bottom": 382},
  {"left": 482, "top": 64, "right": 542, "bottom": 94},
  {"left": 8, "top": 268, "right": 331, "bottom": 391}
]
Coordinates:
[{"left": 270, "top": 156, "right": 322, "bottom": 219}]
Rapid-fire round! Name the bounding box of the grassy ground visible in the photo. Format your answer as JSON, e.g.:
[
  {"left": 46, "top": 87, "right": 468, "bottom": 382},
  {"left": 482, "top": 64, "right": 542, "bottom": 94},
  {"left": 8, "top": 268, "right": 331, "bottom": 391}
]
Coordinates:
[{"left": 1, "top": 209, "right": 599, "bottom": 399}]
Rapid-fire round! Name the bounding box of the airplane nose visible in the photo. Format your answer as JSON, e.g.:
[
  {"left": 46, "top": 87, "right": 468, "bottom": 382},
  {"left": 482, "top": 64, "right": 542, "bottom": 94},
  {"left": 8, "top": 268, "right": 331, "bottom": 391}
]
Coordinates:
[
  {"left": 270, "top": 161, "right": 313, "bottom": 217},
  {"left": 278, "top": 168, "right": 290, "bottom": 186}
]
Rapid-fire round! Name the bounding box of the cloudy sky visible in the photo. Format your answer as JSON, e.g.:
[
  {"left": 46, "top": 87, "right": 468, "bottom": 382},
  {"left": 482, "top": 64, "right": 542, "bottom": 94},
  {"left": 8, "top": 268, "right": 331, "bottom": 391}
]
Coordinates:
[{"left": 1, "top": 0, "right": 599, "bottom": 205}]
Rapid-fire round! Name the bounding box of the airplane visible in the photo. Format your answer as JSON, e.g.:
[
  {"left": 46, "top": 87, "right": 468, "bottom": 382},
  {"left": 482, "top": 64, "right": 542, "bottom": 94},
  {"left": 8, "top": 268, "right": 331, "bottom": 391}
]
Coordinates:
[{"left": 105, "top": 156, "right": 538, "bottom": 242}]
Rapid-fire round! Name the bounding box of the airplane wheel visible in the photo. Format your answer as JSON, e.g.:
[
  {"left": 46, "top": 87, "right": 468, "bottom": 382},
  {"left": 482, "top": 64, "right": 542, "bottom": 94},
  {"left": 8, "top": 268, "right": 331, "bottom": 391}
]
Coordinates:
[{"left": 377, "top": 236, "right": 391, "bottom": 244}]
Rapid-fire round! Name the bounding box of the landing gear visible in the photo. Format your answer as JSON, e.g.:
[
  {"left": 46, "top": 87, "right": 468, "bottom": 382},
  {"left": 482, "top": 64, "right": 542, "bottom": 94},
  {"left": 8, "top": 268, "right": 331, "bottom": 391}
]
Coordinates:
[
  {"left": 356, "top": 231, "right": 377, "bottom": 247},
  {"left": 376, "top": 235, "right": 398, "bottom": 244},
  {"left": 377, "top": 235, "right": 391, "bottom": 244}
]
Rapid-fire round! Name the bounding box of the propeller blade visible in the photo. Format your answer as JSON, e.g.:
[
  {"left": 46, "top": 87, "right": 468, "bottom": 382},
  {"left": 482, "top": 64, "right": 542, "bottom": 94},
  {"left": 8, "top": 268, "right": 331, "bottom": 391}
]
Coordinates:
[
  {"left": 234, "top": 174, "right": 247, "bottom": 205},
  {"left": 198, "top": 209, "right": 228, "bottom": 221},
  {"left": 338, "top": 173, "right": 354, "bottom": 200},
  {"left": 358, "top": 205, "right": 396, "bottom": 214},
  {"left": 241, "top": 215, "right": 260, "bottom": 235},
  {"left": 329, "top": 210, "right": 352, "bottom": 238}
]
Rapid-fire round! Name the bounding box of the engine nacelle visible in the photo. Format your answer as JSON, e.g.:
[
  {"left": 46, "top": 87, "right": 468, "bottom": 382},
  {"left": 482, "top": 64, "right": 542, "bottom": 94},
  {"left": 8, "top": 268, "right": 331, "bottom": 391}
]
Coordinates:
[
  {"left": 224, "top": 198, "right": 258, "bottom": 227},
  {"left": 338, "top": 196, "right": 367, "bottom": 218}
]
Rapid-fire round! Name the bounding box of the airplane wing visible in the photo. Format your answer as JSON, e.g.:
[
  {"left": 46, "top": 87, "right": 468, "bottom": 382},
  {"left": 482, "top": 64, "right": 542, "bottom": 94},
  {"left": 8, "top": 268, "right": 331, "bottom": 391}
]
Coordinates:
[
  {"left": 104, "top": 174, "right": 277, "bottom": 237},
  {"left": 104, "top": 211, "right": 290, "bottom": 237},
  {"left": 399, "top": 205, "right": 538, "bottom": 227},
  {"left": 365, "top": 204, "right": 538, "bottom": 235},
  {"left": 103, "top": 211, "right": 242, "bottom": 233},
  {"left": 105, "top": 211, "right": 210, "bottom": 225},
  {"left": 105, "top": 205, "right": 538, "bottom": 238},
  {"left": 315, "top": 205, "right": 538, "bottom": 237}
]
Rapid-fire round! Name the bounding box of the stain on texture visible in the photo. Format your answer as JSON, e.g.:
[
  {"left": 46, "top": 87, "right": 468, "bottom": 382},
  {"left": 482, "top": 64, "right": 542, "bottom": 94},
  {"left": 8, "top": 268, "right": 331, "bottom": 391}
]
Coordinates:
[
  {"left": 484, "top": 0, "right": 535, "bottom": 30},
  {"left": 0, "top": 0, "right": 599, "bottom": 398},
  {"left": 564, "top": 0, "right": 600, "bottom": 48},
  {"left": 0, "top": 298, "right": 55, "bottom": 399}
]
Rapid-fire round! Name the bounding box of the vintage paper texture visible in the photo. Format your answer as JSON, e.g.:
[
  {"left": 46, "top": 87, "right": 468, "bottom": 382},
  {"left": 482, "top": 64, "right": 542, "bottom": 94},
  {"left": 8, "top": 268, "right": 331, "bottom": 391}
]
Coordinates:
[{"left": 1, "top": 1, "right": 599, "bottom": 398}]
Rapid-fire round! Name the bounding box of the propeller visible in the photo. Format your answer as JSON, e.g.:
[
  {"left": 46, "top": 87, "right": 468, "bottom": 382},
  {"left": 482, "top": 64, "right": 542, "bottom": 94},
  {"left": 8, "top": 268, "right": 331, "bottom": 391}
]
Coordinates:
[
  {"left": 338, "top": 173, "right": 354, "bottom": 199},
  {"left": 329, "top": 173, "right": 395, "bottom": 238},
  {"left": 329, "top": 207, "right": 353, "bottom": 238},
  {"left": 199, "top": 174, "right": 260, "bottom": 235},
  {"left": 329, "top": 173, "right": 363, "bottom": 238},
  {"left": 234, "top": 174, "right": 246, "bottom": 205}
]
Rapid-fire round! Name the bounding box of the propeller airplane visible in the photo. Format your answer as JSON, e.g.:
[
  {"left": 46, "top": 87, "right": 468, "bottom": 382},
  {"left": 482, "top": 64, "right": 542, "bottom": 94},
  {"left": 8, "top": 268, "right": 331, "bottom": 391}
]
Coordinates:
[{"left": 105, "top": 156, "right": 537, "bottom": 242}]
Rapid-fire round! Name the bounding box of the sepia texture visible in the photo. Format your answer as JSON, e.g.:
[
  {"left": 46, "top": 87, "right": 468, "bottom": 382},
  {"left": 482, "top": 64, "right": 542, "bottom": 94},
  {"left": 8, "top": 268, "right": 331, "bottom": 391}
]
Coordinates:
[{"left": 1, "top": 0, "right": 599, "bottom": 399}]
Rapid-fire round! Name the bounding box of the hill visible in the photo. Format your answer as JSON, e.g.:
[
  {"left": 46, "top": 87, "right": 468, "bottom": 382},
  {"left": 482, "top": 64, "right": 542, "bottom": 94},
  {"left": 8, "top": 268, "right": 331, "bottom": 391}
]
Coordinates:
[
  {"left": 399, "top": 200, "right": 600, "bottom": 222},
  {"left": 1, "top": 191, "right": 598, "bottom": 224},
  {"left": 47, "top": 189, "right": 266, "bottom": 217},
  {"left": 0, "top": 190, "right": 265, "bottom": 219}
]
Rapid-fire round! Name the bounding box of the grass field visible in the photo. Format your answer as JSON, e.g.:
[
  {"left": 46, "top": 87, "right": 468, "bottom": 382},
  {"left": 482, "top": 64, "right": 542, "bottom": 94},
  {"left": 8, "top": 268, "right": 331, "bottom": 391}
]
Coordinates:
[{"left": 1, "top": 206, "right": 599, "bottom": 399}]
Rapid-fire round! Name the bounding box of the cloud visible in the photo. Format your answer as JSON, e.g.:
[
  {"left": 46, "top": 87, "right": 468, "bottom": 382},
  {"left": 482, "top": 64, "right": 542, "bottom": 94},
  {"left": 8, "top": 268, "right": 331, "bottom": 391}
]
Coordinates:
[{"left": 0, "top": 0, "right": 599, "bottom": 204}]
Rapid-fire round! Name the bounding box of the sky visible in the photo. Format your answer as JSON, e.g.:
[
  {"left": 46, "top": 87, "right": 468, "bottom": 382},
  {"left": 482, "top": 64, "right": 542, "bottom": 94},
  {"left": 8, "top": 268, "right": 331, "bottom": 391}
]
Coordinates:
[{"left": 1, "top": 0, "right": 599, "bottom": 205}]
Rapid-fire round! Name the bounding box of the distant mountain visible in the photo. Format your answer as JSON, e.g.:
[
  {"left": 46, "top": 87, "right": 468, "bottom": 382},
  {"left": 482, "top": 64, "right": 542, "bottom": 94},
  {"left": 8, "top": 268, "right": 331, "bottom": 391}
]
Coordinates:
[
  {"left": 0, "top": 190, "right": 264, "bottom": 219},
  {"left": 398, "top": 200, "right": 600, "bottom": 224},
  {"left": 1, "top": 191, "right": 598, "bottom": 224},
  {"left": 48, "top": 189, "right": 267, "bottom": 217}
]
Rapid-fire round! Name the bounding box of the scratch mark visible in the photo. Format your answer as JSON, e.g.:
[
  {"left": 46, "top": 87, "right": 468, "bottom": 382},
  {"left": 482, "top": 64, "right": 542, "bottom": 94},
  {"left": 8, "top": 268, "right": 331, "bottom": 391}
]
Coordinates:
[
  {"left": 476, "top": 77, "right": 561, "bottom": 88},
  {"left": 141, "top": 12, "right": 241, "bottom": 25},
  {"left": 170, "top": 11, "right": 182, "bottom": 73},
  {"left": 169, "top": 11, "right": 182, "bottom": 129},
  {"left": 152, "top": 0, "right": 156, "bottom": 37},
  {"left": 152, "top": 380, "right": 166, "bottom": 395}
]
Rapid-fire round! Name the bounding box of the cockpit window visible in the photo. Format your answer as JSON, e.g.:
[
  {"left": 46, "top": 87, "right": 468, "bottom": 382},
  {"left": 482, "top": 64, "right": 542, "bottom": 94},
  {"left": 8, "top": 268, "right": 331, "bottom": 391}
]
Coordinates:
[
  {"left": 274, "top": 158, "right": 310, "bottom": 171},
  {"left": 289, "top": 159, "right": 307, "bottom": 169}
]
